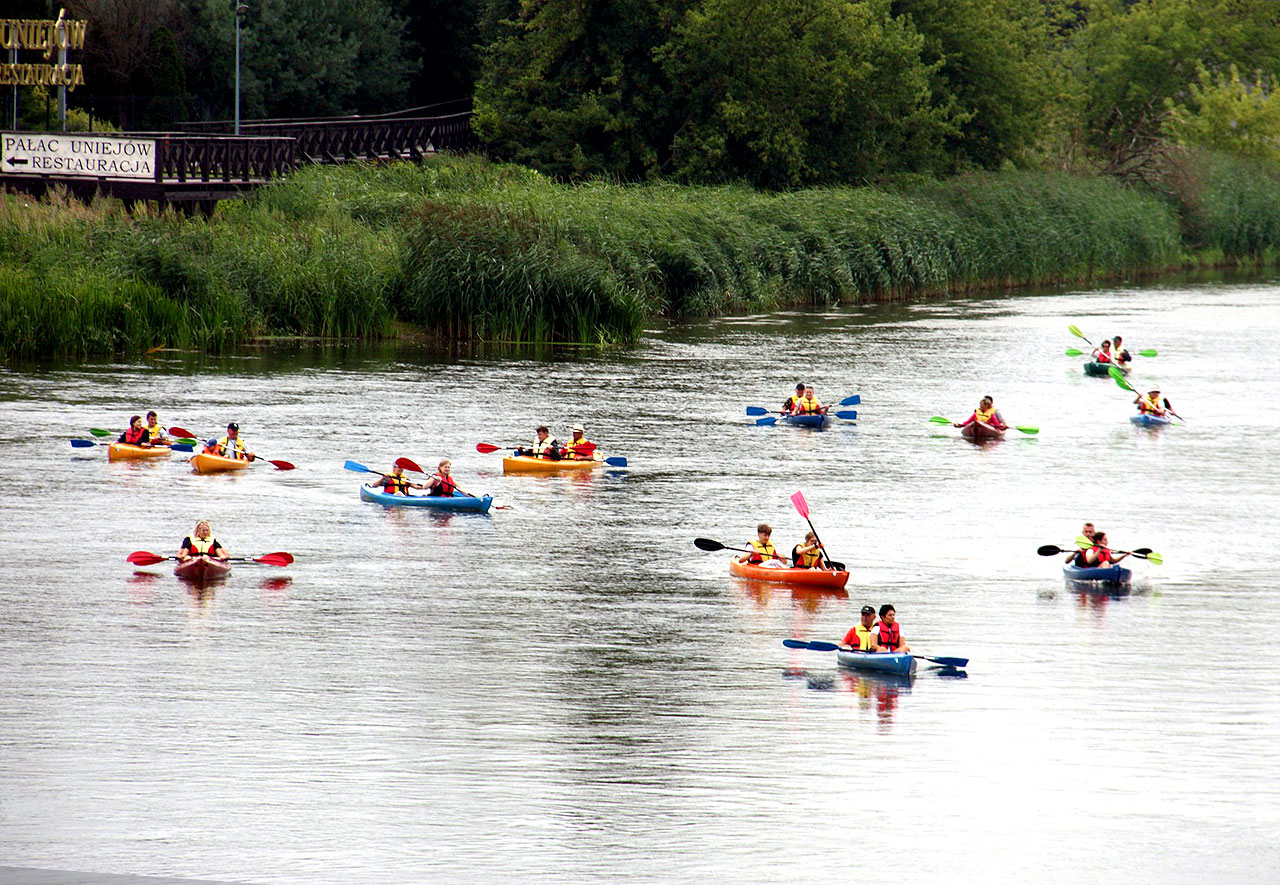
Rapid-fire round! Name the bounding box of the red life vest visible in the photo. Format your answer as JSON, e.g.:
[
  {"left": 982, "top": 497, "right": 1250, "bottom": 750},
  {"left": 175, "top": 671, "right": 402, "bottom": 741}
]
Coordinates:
[
  {"left": 1096, "top": 351, "right": 1112, "bottom": 363},
  {"left": 877, "top": 621, "right": 901, "bottom": 651},
  {"left": 122, "top": 426, "right": 148, "bottom": 445},
  {"left": 1088, "top": 545, "right": 1113, "bottom": 565},
  {"left": 382, "top": 474, "right": 410, "bottom": 495},
  {"left": 429, "top": 473, "right": 456, "bottom": 497}
]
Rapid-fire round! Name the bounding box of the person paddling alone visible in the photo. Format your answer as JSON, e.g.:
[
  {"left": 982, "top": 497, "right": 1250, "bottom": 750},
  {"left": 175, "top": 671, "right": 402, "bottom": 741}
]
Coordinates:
[
  {"left": 955, "top": 396, "right": 1007, "bottom": 431},
  {"left": 118, "top": 415, "right": 153, "bottom": 447},
  {"left": 423, "top": 459, "right": 468, "bottom": 497},
  {"left": 840, "top": 605, "right": 882, "bottom": 653},
  {"left": 178, "top": 520, "right": 227, "bottom": 562},
  {"left": 1134, "top": 389, "right": 1166, "bottom": 417},
  {"left": 876, "top": 604, "right": 910, "bottom": 653},
  {"left": 207, "top": 423, "right": 255, "bottom": 461}
]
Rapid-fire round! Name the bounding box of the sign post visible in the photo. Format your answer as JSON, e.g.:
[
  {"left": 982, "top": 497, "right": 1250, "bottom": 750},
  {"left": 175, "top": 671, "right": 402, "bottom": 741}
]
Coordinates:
[{"left": 0, "top": 8, "right": 89, "bottom": 131}]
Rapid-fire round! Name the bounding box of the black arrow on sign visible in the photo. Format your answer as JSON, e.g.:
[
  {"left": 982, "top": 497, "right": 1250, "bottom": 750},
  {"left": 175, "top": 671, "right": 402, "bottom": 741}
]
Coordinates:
[{"left": 4, "top": 157, "right": 30, "bottom": 166}]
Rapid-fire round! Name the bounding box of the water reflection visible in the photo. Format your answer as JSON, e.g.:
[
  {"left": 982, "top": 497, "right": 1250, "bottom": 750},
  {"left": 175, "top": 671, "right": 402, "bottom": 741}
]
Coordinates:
[{"left": 839, "top": 668, "right": 913, "bottom": 729}]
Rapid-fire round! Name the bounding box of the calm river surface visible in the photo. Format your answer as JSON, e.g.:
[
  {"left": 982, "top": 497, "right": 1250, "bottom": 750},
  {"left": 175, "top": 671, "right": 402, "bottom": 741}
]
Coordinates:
[{"left": 1, "top": 277, "right": 1278, "bottom": 884}]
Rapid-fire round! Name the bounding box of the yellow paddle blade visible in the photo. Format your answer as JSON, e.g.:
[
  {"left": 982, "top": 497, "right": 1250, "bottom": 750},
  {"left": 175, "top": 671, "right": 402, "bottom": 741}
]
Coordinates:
[
  {"left": 1146, "top": 552, "right": 1163, "bottom": 565},
  {"left": 1075, "top": 535, "right": 1090, "bottom": 548}
]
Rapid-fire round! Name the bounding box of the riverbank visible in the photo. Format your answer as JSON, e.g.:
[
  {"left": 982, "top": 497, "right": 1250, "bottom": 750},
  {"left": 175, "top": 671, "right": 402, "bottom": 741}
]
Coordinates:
[{"left": 2, "top": 150, "right": 1278, "bottom": 359}]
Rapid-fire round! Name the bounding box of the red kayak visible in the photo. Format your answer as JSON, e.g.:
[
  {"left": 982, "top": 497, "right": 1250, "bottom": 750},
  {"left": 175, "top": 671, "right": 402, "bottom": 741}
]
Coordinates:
[
  {"left": 173, "top": 555, "right": 232, "bottom": 583},
  {"left": 960, "top": 422, "right": 1006, "bottom": 442}
]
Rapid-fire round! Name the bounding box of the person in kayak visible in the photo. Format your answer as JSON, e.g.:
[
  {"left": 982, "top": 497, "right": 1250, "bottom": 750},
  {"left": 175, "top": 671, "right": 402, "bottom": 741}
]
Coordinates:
[
  {"left": 1092, "top": 339, "right": 1115, "bottom": 364},
  {"left": 372, "top": 464, "right": 423, "bottom": 496},
  {"left": 789, "top": 384, "right": 829, "bottom": 416},
  {"left": 514, "top": 426, "right": 561, "bottom": 460},
  {"left": 839, "top": 605, "right": 882, "bottom": 652},
  {"left": 783, "top": 382, "right": 805, "bottom": 414},
  {"left": 206, "top": 423, "right": 255, "bottom": 460},
  {"left": 143, "top": 411, "right": 171, "bottom": 445},
  {"left": 791, "top": 531, "right": 826, "bottom": 568},
  {"left": 1065, "top": 522, "right": 1097, "bottom": 566},
  {"left": 1111, "top": 336, "right": 1133, "bottom": 367},
  {"left": 954, "top": 396, "right": 1007, "bottom": 431},
  {"left": 117, "top": 415, "right": 153, "bottom": 446},
  {"left": 1134, "top": 389, "right": 1166, "bottom": 416},
  {"left": 562, "top": 424, "right": 593, "bottom": 460},
  {"left": 876, "top": 604, "right": 910, "bottom": 653},
  {"left": 423, "top": 459, "right": 468, "bottom": 497},
  {"left": 1083, "top": 530, "right": 1132, "bottom": 568},
  {"left": 737, "top": 523, "right": 785, "bottom": 567},
  {"left": 178, "top": 520, "right": 228, "bottom": 562}
]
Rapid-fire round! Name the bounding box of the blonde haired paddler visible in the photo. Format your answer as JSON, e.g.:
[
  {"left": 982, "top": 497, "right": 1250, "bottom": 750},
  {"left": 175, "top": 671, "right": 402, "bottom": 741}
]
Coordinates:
[
  {"left": 178, "top": 520, "right": 228, "bottom": 562},
  {"left": 423, "top": 459, "right": 469, "bottom": 497}
]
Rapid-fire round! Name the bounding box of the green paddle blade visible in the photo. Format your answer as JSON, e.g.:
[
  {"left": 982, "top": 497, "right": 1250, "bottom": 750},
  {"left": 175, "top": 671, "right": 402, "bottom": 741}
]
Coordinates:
[
  {"left": 1068, "top": 324, "right": 1085, "bottom": 339},
  {"left": 1146, "top": 552, "right": 1163, "bottom": 566},
  {"left": 1065, "top": 347, "right": 1084, "bottom": 357},
  {"left": 1108, "top": 366, "right": 1136, "bottom": 392},
  {"left": 89, "top": 427, "right": 113, "bottom": 437},
  {"left": 929, "top": 416, "right": 952, "bottom": 425},
  {"left": 1138, "top": 349, "right": 1158, "bottom": 357},
  {"left": 1015, "top": 426, "right": 1039, "bottom": 435}
]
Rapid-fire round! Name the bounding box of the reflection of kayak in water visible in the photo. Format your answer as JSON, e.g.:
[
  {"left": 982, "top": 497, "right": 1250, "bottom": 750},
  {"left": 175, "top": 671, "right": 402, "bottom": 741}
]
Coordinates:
[{"left": 729, "top": 559, "right": 849, "bottom": 589}]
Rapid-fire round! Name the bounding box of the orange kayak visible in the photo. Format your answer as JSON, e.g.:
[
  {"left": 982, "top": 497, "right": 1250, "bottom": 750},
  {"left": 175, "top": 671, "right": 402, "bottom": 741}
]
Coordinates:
[
  {"left": 190, "top": 451, "right": 252, "bottom": 474},
  {"left": 108, "top": 443, "right": 172, "bottom": 461},
  {"left": 503, "top": 453, "right": 604, "bottom": 473},
  {"left": 729, "top": 558, "right": 850, "bottom": 589},
  {"left": 174, "top": 555, "right": 232, "bottom": 583}
]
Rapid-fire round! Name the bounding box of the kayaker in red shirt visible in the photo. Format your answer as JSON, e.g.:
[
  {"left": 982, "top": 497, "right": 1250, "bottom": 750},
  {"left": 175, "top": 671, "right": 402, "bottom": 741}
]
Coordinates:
[
  {"left": 423, "top": 459, "right": 468, "bottom": 497},
  {"left": 117, "top": 415, "right": 153, "bottom": 446},
  {"left": 954, "top": 396, "right": 1007, "bottom": 431},
  {"left": 1083, "top": 531, "right": 1131, "bottom": 567},
  {"left": 562, "top": 424, "right": 593, "bottom": 460},
  {"left": 178, "top": 520, "right": 227, "bottom": 561},
  {"left": 839, "top": 605, "right": 882, "bottom": 652},
  {"left": 875, "top": 604, "right": 910, "bottom": 653},
  {"left": 1134, "top": 389, "right": 1166, "bottom": 416}
]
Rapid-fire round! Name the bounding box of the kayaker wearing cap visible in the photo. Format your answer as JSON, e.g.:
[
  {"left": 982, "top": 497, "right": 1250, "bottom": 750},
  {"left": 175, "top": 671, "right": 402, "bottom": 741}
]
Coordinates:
[
  {"left": 144, "top": 411, "right": 171, "bottom": 445},
  {"left": 1134, "top": 389, "right": 1166, "bottom": 417},
  {"left": 783, "top": 383, "right": 805, "bottom": 414},
  {"left": 1083, "top": 530, "right": 1131, "bottom": 568},
  {"left": 790, "top": 384, "right": 829, "bottom": 416},
  {"left": 117, "top": 415, "right": 153, "bottom": 446},
  {"left": 1092, "top": 339, "right": 1114, "bottom": 364},
  {"left": 791, "top": 531, "right": 826, "bottom": 569},
  {"left": 207, "top": 423, "right": 255, "bottom": 460},
  {"left": 178, "top": 520, "right": 228, "bottom": 562},
  {"left": 423, "top": 459, "right": 467, "bottom": 497},
  {"left": 954, "top": 396, "right": 1007, "bottom": 431},
  {"left": 876, "top": 604, "right": 910, "bottom": 653},
  {"left": 562, "top": 424, "right": 593, "bottom": 460},
  {"left": 515, "top": 426, "right": 561, "bottom": 461},
  {"left": 1111, "top": 336, "right": 1132, "bottom": 367},
  {"left": 737, "top": 523, "right": 785, "bottom": 567},
  {"left": 840, "top": 606, "right": 882, "bottom": 652},
  {"left": 374, "top": 463, "right": 423, "bottom": 496}
]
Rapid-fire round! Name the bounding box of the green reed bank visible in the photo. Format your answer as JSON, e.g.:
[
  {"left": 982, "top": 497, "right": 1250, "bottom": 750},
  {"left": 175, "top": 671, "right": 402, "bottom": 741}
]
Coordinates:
[{"left": 2, "top": 151, "right": 1279, "bottom": 360}]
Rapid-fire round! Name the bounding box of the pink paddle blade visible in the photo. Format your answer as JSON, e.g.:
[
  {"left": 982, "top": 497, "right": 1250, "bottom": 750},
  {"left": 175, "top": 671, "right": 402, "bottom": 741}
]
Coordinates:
[{"left": 790, "top": 490, "right": 810, "bottom": 519}]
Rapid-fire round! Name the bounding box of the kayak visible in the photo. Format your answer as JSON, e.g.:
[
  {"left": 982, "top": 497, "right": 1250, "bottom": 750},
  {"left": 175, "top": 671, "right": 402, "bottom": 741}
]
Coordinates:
[
  {"left": 729, "top": 558, "right": 850, "bottom": 589},
  {"left": 108, "top": 443, "right": 172, "bottom": 461},
  {"left": 173, "top": 555, "right": 232, "bottom": 583},
  {"left": 836, "top": 650, "right": 917, "bottom": 677},
  {"left": 190, "top": 451, "right": 252, "bottom": 474},
  {"left": 1131, "top": 413, "right": 1173, "bottom": 427},
  {"left": 1063, "top": 562, "right": 1132, "bottom": 584},
  {"left": 503, "top": 453, "right": 603, "bottom": 473},
  {"left": 781, "top": 414, "right": 830, "bottom": 429},
  {"left": 1083, "top": 361, "right": 1130, "bottom": 377},
  {"left": 360, "top": 485, "right": 493, "bottom": 513},
  {"left": 960, "top": 422, "right": 1006, "bottom": 442}
]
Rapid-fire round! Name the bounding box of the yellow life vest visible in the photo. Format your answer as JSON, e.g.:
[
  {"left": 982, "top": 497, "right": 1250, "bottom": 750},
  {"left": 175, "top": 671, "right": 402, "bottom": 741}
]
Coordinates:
[
  {"left": 796, "top": 546, "right": 822, "bottom": 567},
  {"left": 796, "top": 395, "right": 821, "bottom": 415},
  {"left": 976, "top": 406, "right": 996, "bottom": 423},
  {"left": 749, "top": 540, "right": 777, "bottom": 563},
  {"left": 189, "top": 536, "right": 217, "bottom": 556},
  {"left": 146, "top": 422, "right": 166, "bottom": 441},
  {"left": 564, "top": 435, "right": 593, "bottom": 459},
  {"left": 1139, "top": 395, "right": 1160, "bottom": 413},
  {"left": 853, "top": 623, "right": 876, "bottom": 651},
  {"left": 218, "top": 435, "right": 247, "bottom": 459},
  {"left": 784, "top": 395, "right": 801, "bottom": 411}
]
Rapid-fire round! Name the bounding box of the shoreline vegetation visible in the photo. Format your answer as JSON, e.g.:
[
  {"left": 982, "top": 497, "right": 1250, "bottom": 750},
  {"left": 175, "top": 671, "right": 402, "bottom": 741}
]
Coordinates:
[{"left": 2, "top": 151, "right": 1279, "bottom": 360}]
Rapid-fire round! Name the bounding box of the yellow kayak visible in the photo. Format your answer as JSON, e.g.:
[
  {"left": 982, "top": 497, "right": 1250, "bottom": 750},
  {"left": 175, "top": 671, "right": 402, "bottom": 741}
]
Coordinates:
[
  {"left": 502, "top": 452, "right": 604, "bottom": 474},
  {"left": 190, "top": 451, "right": 252, "bottom": 474},
  {"left": 108, "top": 443, "right": 172, "bottom": 462}
]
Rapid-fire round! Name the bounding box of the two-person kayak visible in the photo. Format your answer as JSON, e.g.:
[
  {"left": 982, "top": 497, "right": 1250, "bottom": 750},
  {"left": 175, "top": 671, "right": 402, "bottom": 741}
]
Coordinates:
[
  {"left": 359, "top": 486, "right": 493, "bottom": 513},
  {"left": 836, "top": 650, "right": 918, "bottom": 676},
  {"left": 1084, "top": 361, "right": 1130, "bottom": 377},
  {"left": 1063, "top": 562, "right": 1132, "bottom": 585},
  {"left": 503, "top": 453, "right": 604, "bottom": 473},
  {"left": 1130, "top": 413, "right": 1174, "bottom": 427},
  {"left": 728, "top": 558, "right": 849, "bottom": 589},
  {"left": 108, "top": 443, "right": 173, "bottom": 461}
]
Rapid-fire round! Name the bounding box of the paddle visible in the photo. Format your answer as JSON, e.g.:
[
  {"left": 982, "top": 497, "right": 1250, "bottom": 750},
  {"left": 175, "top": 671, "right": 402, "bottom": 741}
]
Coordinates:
[
  {"left": 1068, "top": 324, "right": 1095, "bottom": 347},
  {"left": 839, "top": 394, "right": 861, "bottom": 406},
  {"left": 1066, "top": 347, "right": 1157, "bottom": 359},
  {"left": 126, "top": 550, "right": 294, "bottom": 567},
  {"left": 1109, "top": 367, "right": 1184, "bottom": 421},
  {"left": 1036, "top": 544, "right": 1162, "bottom": 565},
  {"left": 928, "top": 416, "right": 1038, "bottom": 435},
  {"left": 72, "top": 438, "right": 193, "bottom": 452},
  {"left": 476, "top": 441, "right": 596, "bottom": 455},
  {"left": 751, "top": 408, "right": 856, "bottom": 422},
  {"left": 1162, "top": 398, "right": 1186, "bottom": 421},
  {"left": 790, "top": 490, "right": 842, "bottom": 571},
  {"left": 89, "top": 428, "right": 198, "bottom": 445},
  {"left": 694, "top": 537, "right": 845, "bottom": 571},
  {"left": 782, "top": 638, "right": 968, "bottom": 669}
]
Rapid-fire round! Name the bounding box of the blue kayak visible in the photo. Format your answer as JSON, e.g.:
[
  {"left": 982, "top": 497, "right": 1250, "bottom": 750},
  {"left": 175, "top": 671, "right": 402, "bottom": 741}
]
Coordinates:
[
  {"left": 1130, "top": 413, "right": 1173, "bottom": 427},
  {"left": 836, "top": 650, "right": 917, "bottom": 676},
  {"left": 1063, "top": 562, "right": 1132, "bottom": 584},
  {"left": 782, "top": 413, "right": 830, "bottom": 429},
  {"left": 360, "top": 485, "right": 493, "bottom": 513}
]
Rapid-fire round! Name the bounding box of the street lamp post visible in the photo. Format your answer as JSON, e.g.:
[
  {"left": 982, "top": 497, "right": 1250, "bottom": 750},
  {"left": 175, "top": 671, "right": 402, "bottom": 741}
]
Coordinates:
[{"left": 234, "top": 4, "right": 248, "bottom": 135}]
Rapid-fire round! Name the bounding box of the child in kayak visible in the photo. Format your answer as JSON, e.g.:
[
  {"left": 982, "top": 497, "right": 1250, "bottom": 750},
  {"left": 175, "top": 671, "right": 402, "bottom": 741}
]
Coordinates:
[
  {"left": 1134, "top": 389, "right": 1166, "bottom": 416},
  {"left": 423, "top": 459, "right": 468, "bottom": 497},
  {"left": 737, "top": 524, "right": 785, "bottom": 567},
  {"left": 373, "top": 464, "right": 424, "bottom": 496},
  {"left": 791, "top": 531, "right": 826, "bottom": 568},
  {"left": 954, "top": 396, "right": 1007, "bottom": 431},
  {"left": 789, "top": 385, "right": 829, "bottom": 416},
  {"left": 178, "top": 521, "right": 228, "bottom": 562},
  {"left": 876, "top": 604, "right": 910, "bottom": 653},
  {"left": 117, "top": 415, "right": 153, "bottom": 446}
]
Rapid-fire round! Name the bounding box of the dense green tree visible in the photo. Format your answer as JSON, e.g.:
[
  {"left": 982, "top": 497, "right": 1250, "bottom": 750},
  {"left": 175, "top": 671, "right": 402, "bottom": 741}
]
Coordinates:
[{"left": 396, "top": 0, "right": 482, "bottom": 106}]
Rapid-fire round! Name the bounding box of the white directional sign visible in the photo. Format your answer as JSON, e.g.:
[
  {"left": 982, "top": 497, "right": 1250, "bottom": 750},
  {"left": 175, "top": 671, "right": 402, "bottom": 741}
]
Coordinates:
[{"left": 1, "top": 132, "right": 156, "bottom": 179}]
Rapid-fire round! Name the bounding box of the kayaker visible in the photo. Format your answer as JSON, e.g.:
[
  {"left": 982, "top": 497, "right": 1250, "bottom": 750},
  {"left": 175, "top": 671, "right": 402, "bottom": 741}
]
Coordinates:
[
  {"left": 1083, "top": 531, "right": 1131, "bottom": 567},
  {"left": 144, "top": 411, "right": 171, "bottom": 445},
  {"left": 1092, "top": 339, "right": 1114, "bottom": 364},
  {"left": 1065, "top": 522, "right": 1096, "bottom": 566},
  {"left": 562, "top": 424, "right": 593, "bottom": 460},
  {"left": 117, "top": 415, "right": 153, "bottom": 446},
  {"left": 207, "top": 423, "right": 255, "bottom": 461},
  {"left": 515, "top": 426, "right": 561, "bottom": 461},
  {"left": 789, "top": 385, "right": 829, "bottom": 416},
  {"left": 178, "top": 520, "right": 228, "bottom": 562},
  {"left": 876, "top": 604, "right": 910, "bottom": 653},
  {"left": 1134, "top": 389, "right": 1166, "bottom": 416},
  {"left": 791, "top": 531, "right": 826, "bottom": 569},
  {"left": 423, "top": 459, "right": 467, "bottom": 497},
  {"left": 783, "top": 382, "right": 805, "bottom": 414},
  {"left": 839, "top": 605, "right": 881, "bottom": 652},
  {"left": 1111, "top": 336, "right": 1132, "bottom": 367},
  {"left": 954, "top": 396, "right": 1007, "bottom": 431},
  {"left": 373, "top": 464, "right": 423, "bottom": 496},
  {"left": 737, "top": 523, "right": 784, "bottom": 567}
]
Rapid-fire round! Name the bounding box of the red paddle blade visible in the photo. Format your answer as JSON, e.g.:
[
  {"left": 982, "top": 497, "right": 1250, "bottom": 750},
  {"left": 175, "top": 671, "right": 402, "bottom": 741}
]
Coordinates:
[
  {"left": 126, "top": 551, "right": 165, "bottom": 565},
  {"left": 254, "top": 552, "right": 294, "bottom": 567},
  {"left": 475, "top": 443, "right": 502, "bottom": 454},
  {"left": 167, "top": 426, "right": 194, "bottom": 439},
  {"left": 568, "top": 442, "right": 597, "bottom": 454},
  {"left": 268, "top": 459, "right": 295, "bottom": 471},
  {"left": 790, "top": 490, "right": 810, "bottom": 519},
  {"left": 395, "top": 457, "right": 425, "bottom": 473}
]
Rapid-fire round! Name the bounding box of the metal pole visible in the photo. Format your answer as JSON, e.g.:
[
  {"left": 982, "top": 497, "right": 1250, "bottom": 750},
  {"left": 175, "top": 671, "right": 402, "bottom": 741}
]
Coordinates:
[
  {"left": 57, "top": 10, "right": 68, "bottom": 131},
  {"left": 234, "top": 5, "right": 248, "bottom": 135},
  {"left": 9, "top": 47, "right": 16, "bottom": 130}
]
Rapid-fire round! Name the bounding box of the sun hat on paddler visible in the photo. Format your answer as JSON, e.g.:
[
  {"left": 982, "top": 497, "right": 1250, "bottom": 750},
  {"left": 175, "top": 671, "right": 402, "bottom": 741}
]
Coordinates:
[{"left": 571, "top": 424, "right": 584, "bottom": 432}]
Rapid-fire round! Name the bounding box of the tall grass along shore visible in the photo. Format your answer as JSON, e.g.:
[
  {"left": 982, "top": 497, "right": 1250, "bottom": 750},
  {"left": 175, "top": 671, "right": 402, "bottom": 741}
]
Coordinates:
[{"left": 3, "top": 151, "right": 1278, "bottom": 360}]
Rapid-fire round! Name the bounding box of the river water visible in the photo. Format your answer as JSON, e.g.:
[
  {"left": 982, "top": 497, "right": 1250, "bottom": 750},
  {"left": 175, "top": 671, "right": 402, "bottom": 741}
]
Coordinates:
[{"left": 1, "top": 277, "right": 1277, "bottom": 884}]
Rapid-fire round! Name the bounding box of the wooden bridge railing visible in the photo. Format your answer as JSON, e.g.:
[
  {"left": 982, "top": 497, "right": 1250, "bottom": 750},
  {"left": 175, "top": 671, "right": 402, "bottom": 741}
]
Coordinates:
[{"left": 154, "top": 135, "right": 296, "bottom": 183}]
